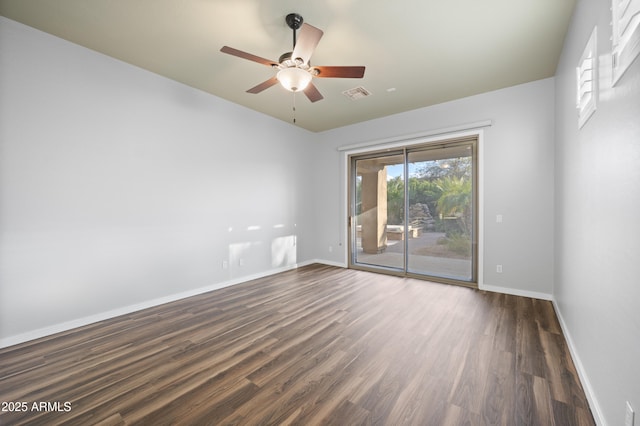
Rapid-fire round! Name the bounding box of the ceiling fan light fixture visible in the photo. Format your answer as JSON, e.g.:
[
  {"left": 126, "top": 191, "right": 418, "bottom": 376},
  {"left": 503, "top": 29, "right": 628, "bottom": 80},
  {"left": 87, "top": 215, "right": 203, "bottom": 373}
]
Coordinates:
[
  {"left": 221, "top": 13, "right": 364, "bottom": 103},
  {"left": 277, "top": 67, "right": 312, "bottom": 92}
]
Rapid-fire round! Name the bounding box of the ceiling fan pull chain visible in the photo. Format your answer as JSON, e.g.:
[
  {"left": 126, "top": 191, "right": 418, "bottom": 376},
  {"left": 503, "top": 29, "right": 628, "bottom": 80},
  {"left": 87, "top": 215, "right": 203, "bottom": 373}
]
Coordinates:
[{"left": 293, "top": 92, "right": 297, "bottom": 124}]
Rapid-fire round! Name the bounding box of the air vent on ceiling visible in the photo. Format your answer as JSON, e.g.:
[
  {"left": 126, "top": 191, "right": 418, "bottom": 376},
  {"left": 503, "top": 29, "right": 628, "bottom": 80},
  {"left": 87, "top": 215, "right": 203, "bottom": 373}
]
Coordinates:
[{"left": 342, "top": 86, "right": 372, "bottom": 100}]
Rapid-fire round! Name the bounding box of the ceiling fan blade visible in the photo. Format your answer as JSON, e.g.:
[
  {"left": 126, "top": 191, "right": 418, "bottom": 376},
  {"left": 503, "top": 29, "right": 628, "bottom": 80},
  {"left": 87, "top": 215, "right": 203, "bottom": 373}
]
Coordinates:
[
  {"left": 312, "top": 66, "right": 366, "bottom": 78},
  {"left": 247, "top": 76, "right": 279, "bottom": 94},
  {"left": 292, "top": 23, "right": 323, "bottom": 64},
  {"left": 220, "top": 46, "right": 278, "bottom": 67},
  {"left": 303, "top": 82, "right": 324, "bottom": 103}
]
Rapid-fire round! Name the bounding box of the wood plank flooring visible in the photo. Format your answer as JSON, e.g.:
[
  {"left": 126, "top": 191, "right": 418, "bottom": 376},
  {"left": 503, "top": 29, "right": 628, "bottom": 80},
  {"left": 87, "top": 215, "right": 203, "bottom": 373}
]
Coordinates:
[{"left": 0, "top": 264, "right": 594, "bottom": 425}]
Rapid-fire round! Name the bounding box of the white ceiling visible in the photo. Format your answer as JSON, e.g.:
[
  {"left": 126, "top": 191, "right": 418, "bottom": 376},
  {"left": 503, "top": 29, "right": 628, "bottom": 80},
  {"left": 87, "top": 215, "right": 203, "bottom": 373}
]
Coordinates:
[{"left": 0, "top": 0, "right": 576, "bottom": 132}]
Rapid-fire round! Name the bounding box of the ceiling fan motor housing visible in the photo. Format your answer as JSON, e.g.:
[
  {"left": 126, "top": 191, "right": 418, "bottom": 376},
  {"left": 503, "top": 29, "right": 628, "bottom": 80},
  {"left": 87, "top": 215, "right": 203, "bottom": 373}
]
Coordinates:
[{"left": 278, "top": 52, "right": 308, "bottom": 68}]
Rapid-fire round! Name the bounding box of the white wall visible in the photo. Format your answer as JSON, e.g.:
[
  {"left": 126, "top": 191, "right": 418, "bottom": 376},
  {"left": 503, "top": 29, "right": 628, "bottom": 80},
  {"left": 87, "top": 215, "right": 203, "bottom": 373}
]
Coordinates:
[
  {"left": 554, "top": 0, "right": 640, "bottom": 424},
  {"left": 0, "top": 17, "right": 317, "bottom": 345},
  {"left": 315, "top": 78, "right": 557, "bottom": 298}
]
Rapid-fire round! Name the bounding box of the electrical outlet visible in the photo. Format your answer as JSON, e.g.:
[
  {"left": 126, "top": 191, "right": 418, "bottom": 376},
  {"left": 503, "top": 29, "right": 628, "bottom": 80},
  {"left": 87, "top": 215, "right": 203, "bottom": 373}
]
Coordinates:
[
  {"left": 496, "top": 214, "right": 503, "bottom": 223},
  {"left": 222, "top": 260, "right": 228, "bottom": 269},
  {"left": 626, "top": 401, "right": 635, "bottom": 426},
  {"left": 239, "top": 258, "right": 245, "bottom": 267},
  {"left": 496, "top": 265, "right": 503, "bottom": 273},
  {"left": 329, "top": 246, "right": 333, "bottom": 253}
]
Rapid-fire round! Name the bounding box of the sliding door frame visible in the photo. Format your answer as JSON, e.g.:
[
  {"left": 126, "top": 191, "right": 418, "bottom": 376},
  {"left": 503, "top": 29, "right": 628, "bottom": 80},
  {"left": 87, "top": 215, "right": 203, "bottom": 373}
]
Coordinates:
[
  {"left": 348, "top": 148, "right": 407, "bottom": 277},
  {"left": 345, "top": 131, "right": 483, "bottom": 288}
]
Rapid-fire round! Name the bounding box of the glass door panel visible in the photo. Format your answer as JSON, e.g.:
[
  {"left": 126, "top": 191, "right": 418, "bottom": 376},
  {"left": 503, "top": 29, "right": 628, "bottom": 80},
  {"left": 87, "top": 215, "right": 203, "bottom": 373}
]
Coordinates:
[
  {"left": 406, "top": 143, "right": 475, "bottom": 281},
  {"left": 352, "top": 153, "right": 405, "bottom": 271}
]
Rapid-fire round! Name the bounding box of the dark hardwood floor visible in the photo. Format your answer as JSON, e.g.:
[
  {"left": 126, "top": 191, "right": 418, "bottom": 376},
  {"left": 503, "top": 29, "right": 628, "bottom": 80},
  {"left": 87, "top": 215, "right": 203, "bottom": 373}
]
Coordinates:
[{"left": 0, "top": 264, "right": 594, "bottom": 425}]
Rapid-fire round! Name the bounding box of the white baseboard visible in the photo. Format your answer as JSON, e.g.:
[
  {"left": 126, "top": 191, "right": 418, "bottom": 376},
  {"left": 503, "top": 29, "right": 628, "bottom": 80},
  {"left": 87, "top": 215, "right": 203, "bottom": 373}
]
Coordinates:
[
  {"left": 479, "top": 283, "right": 552, "bottom": 301},
  {"left": 0, "top": 261, "right": 323, "bottom": 349},
  {"left": 312, "top": 259, "right": 348, "bottom": 268},
  {"left": 552, "top": 299, "right": 606, "bottom": 426}
]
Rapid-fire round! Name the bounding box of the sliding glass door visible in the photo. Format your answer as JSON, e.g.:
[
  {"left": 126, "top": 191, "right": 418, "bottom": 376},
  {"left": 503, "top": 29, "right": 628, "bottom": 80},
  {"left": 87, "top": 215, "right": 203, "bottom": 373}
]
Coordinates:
[
  {"left": 349, "top": 137, "right": 477, "bottom": 285},
  {"left": 352, "top": 152, "right": 405, "bottom": 271}
]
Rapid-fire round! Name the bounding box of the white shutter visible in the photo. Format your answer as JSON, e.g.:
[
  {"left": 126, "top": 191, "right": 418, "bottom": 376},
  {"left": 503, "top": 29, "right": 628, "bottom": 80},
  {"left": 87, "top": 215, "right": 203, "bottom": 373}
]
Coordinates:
[
  {"left": 612, "top": 0, "right": 640, "bottom": 84},
  {"left": 576, "top": 27, "right": 598, "bottom": 129}
]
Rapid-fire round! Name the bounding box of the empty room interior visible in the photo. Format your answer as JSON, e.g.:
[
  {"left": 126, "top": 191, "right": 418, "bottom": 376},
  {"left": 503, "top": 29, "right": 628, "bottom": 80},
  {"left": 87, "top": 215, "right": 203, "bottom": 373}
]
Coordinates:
[{"left": 0, "top": 0, "right": 639, "bottom": 425}]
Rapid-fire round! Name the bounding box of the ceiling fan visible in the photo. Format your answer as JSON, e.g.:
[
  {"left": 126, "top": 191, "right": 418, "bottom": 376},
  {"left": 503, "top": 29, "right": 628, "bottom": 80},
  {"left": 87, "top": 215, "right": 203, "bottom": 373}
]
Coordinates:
[{"left": 220, "top": 13, "right": 365, "bottom": 103}]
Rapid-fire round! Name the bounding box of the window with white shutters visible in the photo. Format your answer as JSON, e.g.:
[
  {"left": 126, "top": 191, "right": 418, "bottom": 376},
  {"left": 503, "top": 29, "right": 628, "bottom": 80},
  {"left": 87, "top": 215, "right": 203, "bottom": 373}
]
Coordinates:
[{"left": 612, "top": 0, "right": 640, "bottom": 84}]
